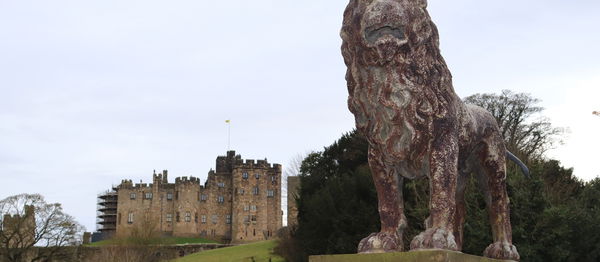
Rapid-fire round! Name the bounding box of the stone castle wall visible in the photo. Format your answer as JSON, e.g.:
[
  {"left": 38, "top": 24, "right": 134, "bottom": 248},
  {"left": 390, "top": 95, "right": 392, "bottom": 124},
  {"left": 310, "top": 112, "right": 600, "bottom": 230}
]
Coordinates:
[
  {"left": 113, "top": 151, "right": 282, "bottom": 243},
  {"left": 2, "top": 205, "right": 36, "bottom": 247}
]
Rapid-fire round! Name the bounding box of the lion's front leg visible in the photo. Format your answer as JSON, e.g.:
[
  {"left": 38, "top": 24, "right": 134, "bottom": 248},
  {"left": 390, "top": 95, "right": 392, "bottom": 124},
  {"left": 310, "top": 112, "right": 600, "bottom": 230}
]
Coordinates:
[
  {"left": 410, "top": 133, "right": 459, "bottom": 251},
  {"left": 358, "top": 147, "right": 406, "bottom": 253}
]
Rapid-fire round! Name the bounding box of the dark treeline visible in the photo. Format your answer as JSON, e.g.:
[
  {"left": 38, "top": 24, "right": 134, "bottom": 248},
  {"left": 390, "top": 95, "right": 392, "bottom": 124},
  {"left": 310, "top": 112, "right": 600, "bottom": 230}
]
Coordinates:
[{"left": 276, "top": 91, "right": 600, "bottom": 262}]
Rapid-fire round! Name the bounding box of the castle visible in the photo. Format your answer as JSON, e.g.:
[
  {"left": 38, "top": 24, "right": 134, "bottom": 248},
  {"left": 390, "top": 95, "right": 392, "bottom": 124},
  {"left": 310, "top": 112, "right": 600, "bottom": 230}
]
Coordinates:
[
  {"left": 96, "top": 151, "right": 282, "bottom": 243},
  {"left": 1, "top": 205, "right": 36, "bottom": 247}
]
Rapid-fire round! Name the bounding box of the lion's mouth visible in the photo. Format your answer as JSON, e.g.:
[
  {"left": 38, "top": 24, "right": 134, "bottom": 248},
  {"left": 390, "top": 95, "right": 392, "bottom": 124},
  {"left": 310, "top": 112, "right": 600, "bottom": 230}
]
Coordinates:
[{"left": 365, "top": 25, "right": 406, "bottom": 44}]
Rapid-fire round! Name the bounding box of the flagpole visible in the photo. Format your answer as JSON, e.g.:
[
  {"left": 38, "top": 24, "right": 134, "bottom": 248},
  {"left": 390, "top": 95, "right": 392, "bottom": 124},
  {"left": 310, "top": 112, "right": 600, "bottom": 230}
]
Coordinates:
[{"left": 226, "top": 119, "right": 231, "bottom": 151}]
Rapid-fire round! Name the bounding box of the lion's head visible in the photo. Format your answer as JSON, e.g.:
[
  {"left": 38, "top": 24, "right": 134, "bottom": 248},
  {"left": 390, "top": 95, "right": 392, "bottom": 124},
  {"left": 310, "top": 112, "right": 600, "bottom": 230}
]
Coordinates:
[
  {"left": 341, "top": 0, "right": 436, "bottom": 66},
  {"left": 340, "top": 0, "right": 456, "bottom": 168}
]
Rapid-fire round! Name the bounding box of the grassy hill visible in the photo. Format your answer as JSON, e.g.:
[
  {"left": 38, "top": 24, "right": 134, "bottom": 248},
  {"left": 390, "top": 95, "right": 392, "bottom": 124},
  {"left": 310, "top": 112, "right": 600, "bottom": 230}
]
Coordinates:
[{"left": 173, "top": 240, "right": 284, "bottom": 262}]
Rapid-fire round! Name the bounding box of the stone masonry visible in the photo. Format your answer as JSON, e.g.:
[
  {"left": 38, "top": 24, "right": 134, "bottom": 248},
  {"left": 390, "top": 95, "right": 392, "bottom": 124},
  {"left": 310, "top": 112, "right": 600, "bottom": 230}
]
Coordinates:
[
  {"left": 105, "top": 151, "right": 282, "bottom": 243},
  {"left": 2, "top": 205, "right": 35, "bottom": 248}
]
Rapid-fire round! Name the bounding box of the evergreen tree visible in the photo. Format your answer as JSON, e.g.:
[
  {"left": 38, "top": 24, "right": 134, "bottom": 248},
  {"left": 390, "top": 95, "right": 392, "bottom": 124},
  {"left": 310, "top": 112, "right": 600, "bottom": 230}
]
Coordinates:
[{"left": 281, "top": 91, "right": 600, "bottom": 261}]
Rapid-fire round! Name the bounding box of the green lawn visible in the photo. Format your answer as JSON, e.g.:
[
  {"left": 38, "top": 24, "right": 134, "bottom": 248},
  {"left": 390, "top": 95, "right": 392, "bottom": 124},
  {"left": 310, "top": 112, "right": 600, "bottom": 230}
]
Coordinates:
[
  {"left": 173, "top": 240, "right": 284, "bottom": 262},
  {"left": 86, "top": 237, "right": 218, "bottom": 246},
  {"left": 168, "top": 237, "right": 220, "bottom": 245}
]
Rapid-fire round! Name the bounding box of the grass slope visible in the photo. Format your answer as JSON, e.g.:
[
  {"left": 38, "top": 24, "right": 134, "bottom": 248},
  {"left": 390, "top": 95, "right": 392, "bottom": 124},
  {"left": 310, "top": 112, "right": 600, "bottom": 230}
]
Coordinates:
[
  {"left": 87, "top": 237, "right": 218, "bottom": 247},
  {"left": 173, "top": 240, "right": 284, "bottom": 262}
]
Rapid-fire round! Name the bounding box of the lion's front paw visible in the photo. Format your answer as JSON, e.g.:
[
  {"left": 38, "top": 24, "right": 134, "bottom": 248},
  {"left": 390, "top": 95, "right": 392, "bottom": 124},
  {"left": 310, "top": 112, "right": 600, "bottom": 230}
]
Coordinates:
[
  {"left": 410, "top": 227, "right": 458, "bottom": 251},
  {"left": 483, "top": 241, "right": 520, "bottom": 261},
  {"left": 357, "top": 232, "right": 403, "bottom": 253}
]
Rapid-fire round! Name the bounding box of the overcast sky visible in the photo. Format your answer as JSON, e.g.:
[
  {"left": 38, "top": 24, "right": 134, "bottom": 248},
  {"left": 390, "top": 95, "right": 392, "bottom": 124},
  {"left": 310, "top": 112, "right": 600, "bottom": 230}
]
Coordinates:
[{"left": 1, "top": 0, "right": 599, "bottom": 232}]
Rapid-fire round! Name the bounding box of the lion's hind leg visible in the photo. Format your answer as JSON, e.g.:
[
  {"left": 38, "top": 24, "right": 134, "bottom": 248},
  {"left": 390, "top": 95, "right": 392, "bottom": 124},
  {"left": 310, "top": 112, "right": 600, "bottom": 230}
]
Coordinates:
[
  {"left": 476, "top": 138, "right": 520, "bottom": 261},
  {"left": 453, "top": 171, "right": 469, "bottom": 250}
]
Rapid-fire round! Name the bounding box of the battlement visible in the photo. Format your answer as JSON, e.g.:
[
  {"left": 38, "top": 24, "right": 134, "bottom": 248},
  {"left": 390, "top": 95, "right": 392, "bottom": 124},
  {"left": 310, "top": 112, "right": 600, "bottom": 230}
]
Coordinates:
[
  {"left": 119, "top": 179, "right": 134, "bottom": 189},
  {"left": 153, "top": 170, "right": 169, "bottom": 184},
  {"left": 3, "top": 206, "right": 33, "bottom": 222},
  {"left": 233, "top": 160, "right": 282, "bottom": 173},
  {"left": 175, "top": 176, "right": 201, "bottom": 185},
  {"left": 2, "top": 205, "right": 35, "bottom": 233},
  {"left": 135, "top": 183, "right": 150, "bottom": 188},
  {"left": 215, "top": 150, "right": 242, "bottom": 173}
]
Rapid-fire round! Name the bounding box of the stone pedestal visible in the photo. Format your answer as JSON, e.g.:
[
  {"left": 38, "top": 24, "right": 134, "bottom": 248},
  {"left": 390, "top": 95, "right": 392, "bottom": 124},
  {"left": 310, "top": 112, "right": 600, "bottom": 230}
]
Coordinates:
[{"left": 309, "top": 250, "right": 517, "bottom": 262}]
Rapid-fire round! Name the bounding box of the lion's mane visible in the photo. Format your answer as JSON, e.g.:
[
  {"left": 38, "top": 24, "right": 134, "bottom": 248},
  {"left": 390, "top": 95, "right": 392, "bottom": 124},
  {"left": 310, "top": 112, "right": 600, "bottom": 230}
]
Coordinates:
[{"left": 341, "top": 0, "right": 461, "bottom": 172}]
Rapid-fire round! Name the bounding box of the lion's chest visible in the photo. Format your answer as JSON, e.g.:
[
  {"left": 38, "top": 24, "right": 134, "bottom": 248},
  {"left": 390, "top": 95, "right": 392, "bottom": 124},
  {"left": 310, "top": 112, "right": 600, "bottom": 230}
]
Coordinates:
[{"left": 348, "top": 66, "right": 427, "bottom": 162}]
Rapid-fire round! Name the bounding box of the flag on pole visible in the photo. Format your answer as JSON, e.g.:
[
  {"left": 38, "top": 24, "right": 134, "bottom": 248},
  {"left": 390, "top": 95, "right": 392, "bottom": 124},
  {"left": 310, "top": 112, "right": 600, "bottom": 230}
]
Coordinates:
[{"left": 226, "top": 119, "right": 231, "bottom": 150}]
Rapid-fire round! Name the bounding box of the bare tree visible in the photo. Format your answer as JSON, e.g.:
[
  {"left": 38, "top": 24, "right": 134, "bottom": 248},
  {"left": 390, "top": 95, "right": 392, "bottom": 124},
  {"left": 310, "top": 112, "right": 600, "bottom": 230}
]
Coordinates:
[
  {"left": 464, "top": 90, "right": 564, "bottom": 160},
  {"left": 0, "top": 193, "right": 84, "bottom": 262},
  {"left": 281, "top": 153, "right": 307, "bottom": 227}
]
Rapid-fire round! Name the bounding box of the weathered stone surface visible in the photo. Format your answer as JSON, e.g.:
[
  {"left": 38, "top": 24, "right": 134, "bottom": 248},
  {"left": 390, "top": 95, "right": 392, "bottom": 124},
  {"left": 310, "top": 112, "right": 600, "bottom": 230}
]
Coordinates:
[
  {"left": 340, "top": 0, "right": 520, "bottom": 260},
  {"left": 310, "top": 250, "right": 516, "bottom": 262}
]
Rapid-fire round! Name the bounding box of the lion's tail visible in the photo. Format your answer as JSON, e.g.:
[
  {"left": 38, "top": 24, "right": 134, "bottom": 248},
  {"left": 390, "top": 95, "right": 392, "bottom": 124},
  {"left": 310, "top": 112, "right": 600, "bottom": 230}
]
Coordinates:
[{"left": 506, "top": 151, "right": 530, "bottom": 178}]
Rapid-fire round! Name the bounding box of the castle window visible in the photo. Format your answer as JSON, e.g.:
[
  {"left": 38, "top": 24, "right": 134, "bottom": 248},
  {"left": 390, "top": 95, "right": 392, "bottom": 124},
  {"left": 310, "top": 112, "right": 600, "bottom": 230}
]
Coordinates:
[
  {"left": 242, "top": 172, "right": 249, "bottom": 179},
  {"left": 250, "top": 205, "right": 257, "bottom": 211},
  {"left": 175, "top": 191, "right": 179, "bottom": 200},
  {"left": 271, "top": 176, "right": 276, "bottom": 182},
  {"left": 217, "top": 195, "right": 224, "bottom": 203},
  {"left": 201, "top": 215, "right": 207, "bottom": 224},
  {"left": 211, "top": 215, "right": 218, "bottom": 224},
  {"left": 252, "top": 187, "right": 259, "bottom": 195},
  {"left": 226, "top": 215, "right": 231, "bottom": 224},
  {"left": 243, "top": 215, "right": 250, "bottom": 224},
  {"left": 238, "top": 188, "right": 245, "bottom": 195},
  {"left": 200, "top": 194, "right": 207, "bottom": 201},
  {"left": 130, "top": 193, "right": 136, "bottom": 200},
  {"left": 127, "top": 212, "right": 134, "bottom": 224},
  {"left": 176, "top": 212, "right": 180, "bottom": 222},
  {"left": 244, "top": 205, "right": 249, "bottom": 211},
  {"left": 145, "top": 192, "right": 153, "bottom": 199},
  {"left": 195, "top": 213, "right": 198, "bottom": 223},
  {"left": 251, "top": 215, "right": 257, "bottom": 223},
  {"left": 118, "top": 213, "right": 122, "bottom": 225},
  {"left": 166, "top": 192, "right": 173, "bottom": 200},
  {"left": 255, "top": 173, "right": 260, "bottom": 179},
  {"left": 166, "top": 213, "right": 173, "bottom": 222},
  {"left": 185, "top": 212, "right": 191, "bottom": 222},
  {"left": 217, "top": 182, "right": 225, "bottom": 188},
  {"left": 267, "top": 190, "right": 275, "bottom": 197}
]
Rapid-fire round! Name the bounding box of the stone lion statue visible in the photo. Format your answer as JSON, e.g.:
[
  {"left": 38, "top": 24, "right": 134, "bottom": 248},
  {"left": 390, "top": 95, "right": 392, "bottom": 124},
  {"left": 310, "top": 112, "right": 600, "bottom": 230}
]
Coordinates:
[{"left": 341, "top": 0, "right": 524, "bottom": 260}]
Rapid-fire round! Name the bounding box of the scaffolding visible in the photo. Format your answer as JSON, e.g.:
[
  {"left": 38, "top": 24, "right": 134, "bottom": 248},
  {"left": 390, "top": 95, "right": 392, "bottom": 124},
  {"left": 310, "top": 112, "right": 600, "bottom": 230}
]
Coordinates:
[{"left": 96, "top": 189, "right": 118, "bottom": 234}]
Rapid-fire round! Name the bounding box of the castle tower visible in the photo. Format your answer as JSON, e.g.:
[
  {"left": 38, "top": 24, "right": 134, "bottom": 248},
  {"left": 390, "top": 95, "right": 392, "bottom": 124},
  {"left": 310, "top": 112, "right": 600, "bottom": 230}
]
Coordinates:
[{"left": 2, "top": 205, "right": 36, "bottom": 247}]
